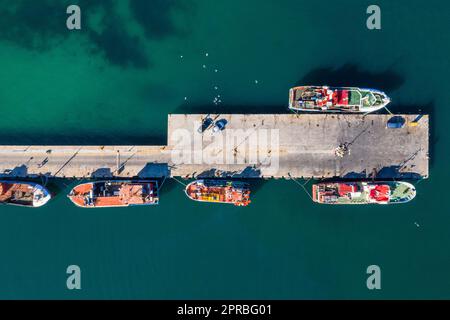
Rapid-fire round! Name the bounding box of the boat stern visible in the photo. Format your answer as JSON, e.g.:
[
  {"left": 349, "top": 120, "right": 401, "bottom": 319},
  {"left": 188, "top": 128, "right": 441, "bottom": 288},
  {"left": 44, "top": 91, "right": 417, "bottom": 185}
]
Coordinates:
[
  {"left": 289, "top": 87, "right": 295, "bottom": 109},
  {"left": 288, "top": 86, "right": 306, "bottom": 110},
  {"left": 312, "top": 184, "right": 319, "bottom": 203}
]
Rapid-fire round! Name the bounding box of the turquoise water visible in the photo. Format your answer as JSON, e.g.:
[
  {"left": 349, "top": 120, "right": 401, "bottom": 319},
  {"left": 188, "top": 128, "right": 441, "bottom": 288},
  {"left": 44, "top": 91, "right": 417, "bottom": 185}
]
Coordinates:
[{"left": 0, "top": 0, "right": 449, "bottom": 299}]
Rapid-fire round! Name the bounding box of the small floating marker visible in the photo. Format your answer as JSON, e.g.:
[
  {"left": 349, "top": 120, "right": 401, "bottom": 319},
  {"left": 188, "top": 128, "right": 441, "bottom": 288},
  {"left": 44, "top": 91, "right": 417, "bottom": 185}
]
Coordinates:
[
  {"left": 180, "top": 55, "right": 184, "bottom": 59},
  {"left": 214, "top": 69, "right": 218, "bottom": 73},
  {"left": 184, "top": 96, "right": 188, "bottom": 101},
  {"left": 213, "top": 96, "right": 222, "bottom": 106},
  {"left": 254, "top": 80, "right": 259, "bottom": 84},
  {"left": 214, "top": 86, "right": 218, "bottom": 90},
  {"left": 205, "top": 53, "right": 209, "bottom": 57},
  {"left": 202, "top": 64, "right": 207, "bottom": 69},
  {"left": 414, "top": 222, "right": 420, "bottom": 227}
]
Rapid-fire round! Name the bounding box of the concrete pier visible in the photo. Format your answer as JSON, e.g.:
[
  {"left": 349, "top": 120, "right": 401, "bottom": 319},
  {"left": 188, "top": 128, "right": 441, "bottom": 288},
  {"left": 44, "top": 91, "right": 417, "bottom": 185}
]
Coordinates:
[
  {"left": 168, "top": 114, "right": 429, "bottom": 179},
  {"left": 0, "top": 114, "right": 429, "bottom": 180},
  {"left": 0, "top": 146, "right": 171, "bottom": 179}
]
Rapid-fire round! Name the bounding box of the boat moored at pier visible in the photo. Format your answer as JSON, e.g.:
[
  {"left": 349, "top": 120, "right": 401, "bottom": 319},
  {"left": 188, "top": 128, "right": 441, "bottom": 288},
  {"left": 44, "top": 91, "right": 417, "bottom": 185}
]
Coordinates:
[
  {"left": 68, "top": 180, "right": 159, "bottom": 208},
  {"left": 185, "top": 180, "right": 251, "bottom": 206},
  {"left": 0, "top": 181, "right": 51, "bottom": 207},
  {"left": 289, "top": 86, "right": 390, "bottom": 113},
  {"left": 312, "top": 181, "right": 416, "bottom": 205}
]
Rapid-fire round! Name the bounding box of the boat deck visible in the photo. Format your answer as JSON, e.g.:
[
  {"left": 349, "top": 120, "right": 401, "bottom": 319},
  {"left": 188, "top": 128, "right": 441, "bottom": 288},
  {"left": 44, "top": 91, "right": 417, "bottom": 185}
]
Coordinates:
[
  {"left": 0, "top": 114, "right": 429, "bottom": 180},
  {"left": 0, "top": 183, "right": 34, "bottom": 202}
]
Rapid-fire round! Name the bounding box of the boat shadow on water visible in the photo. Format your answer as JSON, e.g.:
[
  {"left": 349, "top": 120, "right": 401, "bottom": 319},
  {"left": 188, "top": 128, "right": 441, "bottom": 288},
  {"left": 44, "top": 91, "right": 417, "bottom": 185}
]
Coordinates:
[
  {"left": 297, "top": 64, "right": 405, "bottom": 92},
  {"left": 340, "top": 167, "right": 424, "bottom": 181},
  {"left": 174, "top": 103, "right": 289, "bottom": 115}
]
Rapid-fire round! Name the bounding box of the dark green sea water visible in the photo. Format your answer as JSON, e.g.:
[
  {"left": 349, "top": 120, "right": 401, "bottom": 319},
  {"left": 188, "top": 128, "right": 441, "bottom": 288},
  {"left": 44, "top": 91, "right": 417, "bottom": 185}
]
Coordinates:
[{"left": 0, "top": 0, "right": 449, "bottom": 299}]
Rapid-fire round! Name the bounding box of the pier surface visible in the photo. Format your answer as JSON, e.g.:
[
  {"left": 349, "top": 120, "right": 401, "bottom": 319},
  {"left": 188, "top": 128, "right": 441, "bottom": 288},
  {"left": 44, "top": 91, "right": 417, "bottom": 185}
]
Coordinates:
[
  {"left": 168, "top": 114, "right": 429, "bottom": 179},
  {"left": 0, "top": 146, "right": 170, "bottom": 179},
  {"left": 0, "top": 114, "right": 429, "bottom": 180}
]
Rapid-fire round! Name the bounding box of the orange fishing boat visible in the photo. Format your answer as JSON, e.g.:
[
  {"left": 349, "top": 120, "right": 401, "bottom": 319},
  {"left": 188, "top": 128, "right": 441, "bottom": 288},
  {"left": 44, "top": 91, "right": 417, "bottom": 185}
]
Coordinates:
[
  {"left": 185, "top": 180, "right": 251, "bottom": 206},
  {"left": 0, "top": 181, "right": 51, "bottom": 207},
  {"left": 68, "top": 180, "right": 159, "bottom": 208}
]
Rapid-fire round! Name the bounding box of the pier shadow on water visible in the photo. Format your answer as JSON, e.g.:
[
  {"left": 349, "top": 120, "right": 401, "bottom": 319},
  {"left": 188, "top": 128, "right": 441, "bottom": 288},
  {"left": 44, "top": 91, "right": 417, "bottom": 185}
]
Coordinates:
[
  {"left": 246, "top": 178, "right": 270, "bottom": 195},
  {"left": 45, "top": 178, "right": 79, "bottom": 198},
  {"left": 138, "top": 163, "right": 170, "bottom": 178},
  {"left": 193, "top": 167, "right": 262, "bottom": 179},
  {"left": 1, "top": 165, "right": 29, "bottom": 177},
  {"left": 91, "top": 168, "right": 113, "bottom": 179},
  {"left": 0, "top": 132, "right": 167, "bottom": 146},
  {"left": 158, "top": 178, "right": 181, "bottom": 196}
]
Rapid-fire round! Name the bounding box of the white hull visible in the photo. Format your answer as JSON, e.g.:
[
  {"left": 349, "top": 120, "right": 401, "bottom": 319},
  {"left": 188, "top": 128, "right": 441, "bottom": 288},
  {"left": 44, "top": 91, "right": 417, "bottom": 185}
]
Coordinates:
[
  {"left": 289, "top": 86, "right": 391, "bottom": 114},
  {"left": 0, "top": 180, "right": 51, "bottom": 208},
  {"left": 288, "top": 104, "right": 387, "bottom": 113}
]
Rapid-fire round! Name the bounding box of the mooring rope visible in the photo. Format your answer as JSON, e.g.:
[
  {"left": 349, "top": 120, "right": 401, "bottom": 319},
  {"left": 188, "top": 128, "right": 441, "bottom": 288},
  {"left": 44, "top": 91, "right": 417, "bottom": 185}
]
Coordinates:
[
  {"left": 288, "top": 173, "right": 314, "bottom": 200},
  {"left": 171, "top": 176, "right": 188, "bottom": 187},
  {"left": 40, "top": 175, "right": 48, "bottom": 187},
  {"left": 383, "top": 105, "right": 394, "bottom": 115},
  {"left": 159, "top": 176, "right": 167, "bottom": 189}
]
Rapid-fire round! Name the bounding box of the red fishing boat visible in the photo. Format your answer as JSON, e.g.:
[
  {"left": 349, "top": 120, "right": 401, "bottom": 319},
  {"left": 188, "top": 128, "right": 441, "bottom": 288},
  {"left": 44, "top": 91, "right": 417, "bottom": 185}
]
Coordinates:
[
  {"left": 312, "top": 181, "right": 416, "bottom": 205},
  {"left": 289, "top": 86, "right": 390, "bottom": 113}
]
